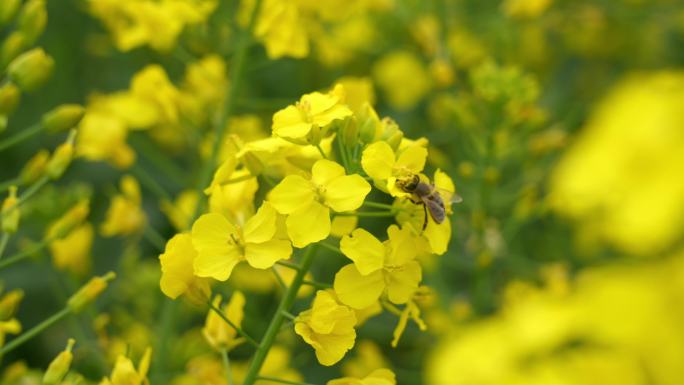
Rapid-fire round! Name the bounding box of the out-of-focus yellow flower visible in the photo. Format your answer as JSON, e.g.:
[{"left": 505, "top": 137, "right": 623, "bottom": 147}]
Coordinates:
[
  {"left": 172, "top": 355, "right": 224, "bottom": 385},
  {"left": 100, "top": 347, "right": 152, "bottom": 385},
  {"left": 272, "top": 89, "right": 352, "bottom": 144},
  {"left": 446, "top": 30, "right": 487, "bottom": 69},
  {"left": 88, "top": 0, "right": 217, "bottom": 52},
  {"left": 67, "top": 272, "right": 116, "bottom": 313},
  {"left": 361, "top": 141, "right": 427, "bottom": 196},
  {"left": 19, "top": 149, "right": 50, "bottom": 184},
  {"left": 550, "top": 72, "right": 684, "bottom": 256},
  {"left": 232, "top": 345, "right": 303, "bottom": 385},
  {"left": 7, "top": 47, "right": 54, "bottom": 92},
  {"left": 332, "top": 77, "right": 376, "bottom": 113},
  {"left": 203, "top": 292, "right": 245, "bottom": 351},
  {"left": 294, "top": 290, "right": 357, "bottom": 366},
  {"left": 240, "top": 0, "right": 309, "bottom": 59},
  {"left": 330, "top": 216, "right": 358, "bottom": 238},
  {"left": 45, "top": 199, "right": 90, "bottom": 241},
  {"left": 76, "top": 112, "right": 136, "bottom": 168},
  {"left": 342, "top": 340, "right": 390, "bottom": 378},
  {"left": 0, "top": 318, "right": 21, "bottom": 349},
  {"left": 101, "top": 175, "right": 146, "bottom": 237},
  {"left": 502, "top": 0, "right": 552, "bottom": 19},
  {"left": 130, "top": 65, "right": 180, "bottom": 125},
  {"left": 43, "top": 339, "right": 75, "bottom": 385},
  {"left": 428, "top": 250, "right": 684, "bottom": 385},
  {"left": 334, "top": 226, "right": 423, "bottom": 309},
  {"left": 268, "top": 159, "right": 371, "bottom": 247},
  {"left": 49, "top": 222, "right": 93, "bottom": 276},
  {"left": 159, "top": 233, "right": 210, "bottom": 302},
  {"left": 192, "top": 202, "right": 292, "bottom": 281},
  {"left": 328, "top": 368, "right": 396, "bottom": 385},
  {"left": 160, "top": 190, "right": 199, "bottom": 231},
  {"left": 373, "top": 51, "right": 431, "bottom": 110},
  {"left": 1, "top": 185, "right": 19, "bottom": 233}
]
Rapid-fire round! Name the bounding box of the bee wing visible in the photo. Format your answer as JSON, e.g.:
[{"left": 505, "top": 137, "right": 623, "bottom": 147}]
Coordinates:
[
  {"left": 424, "top": 198, "right": 446, "bottom": 224},
  {"left": 435, "top": 187, "right": 463, "bottom": 205}
]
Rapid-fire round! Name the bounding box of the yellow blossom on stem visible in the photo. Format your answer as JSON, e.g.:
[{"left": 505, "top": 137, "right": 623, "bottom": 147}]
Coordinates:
[
  {"left": 192, "top": 202, "right": 292, "bottom": 281},
  {"left": 159, "top": 233, "right": 210, "bottom": 302},
  {"left": 294, "top": 290, "right": 357, "bottom": 366},
  {"left": 361, "top": 141, "right": 427, "bottom": 196},
  {"left": 100, "top": 347, "right": 152, "bottom": 385},
  {"left": 327, "top": 368, "right": 397, "bottom": 385},
  {"left": 334, "top": 225, "right": 424, "bottom": 309},
  {"left": 268, "top": 159, "right": 371, "bottom": 247},
  {"left": 49, "top": 222, "right": 93, "bottom": 276},
  {"left": 203, "top": 292, "right": 245, "bottom": 351},
  {"left": 101, "top": 175, "right": 146, "bottom": 237}
]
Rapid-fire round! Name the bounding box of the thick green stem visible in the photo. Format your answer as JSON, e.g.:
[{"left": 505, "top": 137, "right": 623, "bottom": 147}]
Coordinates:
[
  {"left": 242, "top": 245, "right": 317, "bottom": 385},
  {"left": 0, "top": 307, "right": 70, "bottom": 355},
  {"left": 0, "top": 123, "right": 43, "bottom": 152}
]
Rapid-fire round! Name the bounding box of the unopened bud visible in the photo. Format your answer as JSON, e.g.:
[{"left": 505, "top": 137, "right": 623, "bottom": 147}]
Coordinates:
[
  {"left": 67, "top": 272, "right": 116, "bottom": 313},
  {"left": 357, "top": 103, "right": 380, "bottom": 143},
  {"left": 8, "top": 48, "right": 54, "bottom": 92},
  {"left": 45, "top": 199, "right": 90, "bottom": 240},
  {"left": 339, "top": 117, "right": 358, "bottom": 148},
  {"left": 0, "top": 82, "right": 20, "bottom": 116},
  {"left": 42, "top": 339, "right": 75, "bottom": 385},
  {"left": 20, "top": 149, "right": 50, "bottom": 184},
  {"left": 46, "top": 130, "right": 76, "bottom": 180},
  {"left": 17, "top": 0, "right": 47, "bottom": 45},
  {"left": 0, "top": 32, "right": 27, "bottom": 69},
  {"left": 1, "top": 186, "right": 20, "bottom": 233},
  {"left": 0, "top": 289, "right": 23, "bottom": 320},
  {"left": 0, "top": 0, "right": 21, "bottom": 25},
  {"left": 42, "top": 105, "right": 85, "bottom": 133}
]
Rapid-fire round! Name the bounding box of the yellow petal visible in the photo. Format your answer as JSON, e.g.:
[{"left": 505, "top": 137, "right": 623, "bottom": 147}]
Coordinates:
[
  {"left": 312, "top": 103, "right": 353, "bottom": 127},
  {"left": 339, "top": 228, "right": 385, "bottom": 275},
  {"left": 385, "top": 261, "right": 421, "bottom": 304},
  {"left": 303, "top": 92, "right": 338, "bottom": 116},
  {"left": 395, "top": 145, "right": 427, "bottom": 174},
  {"left": 311, "top": 159, "right": 345, "bottom": 187},
  {"left": 243, "top": 202, "right": 277, "bottom": 244},
  {"left": 334, "top": 265, "right": 385, "bottom": 309},
  {"left": 424, "top": 217, "right": 451, "bottom": 255},
  {"left": 286, "top": 201, "right": 331, "bottom": 248},
  {"left": 273, "top": 105, "right": 312, "bottom": 139},
  {"left": 330, "top": 215, "right": 358, "bottom": 238},
  {"left": 159, "top": 233, "right": 197, "bottom": 299},
  {"left": 324, "top": 175, "right": 371, "bottom": 212},
  {"left": 268, "top": 175, "right": 315, "bottom": 214},
  {"left": 245, "top": 239, "right": 293, "bottom": 269},
  {"left": 385, "top": 225, "right": 422, "bottom": 266},
  {"left": 361, "top": 141, "right": 395, "bottom": 180},
  {"left": 191, "top": 213, "right": 242, "bottom": 281}
]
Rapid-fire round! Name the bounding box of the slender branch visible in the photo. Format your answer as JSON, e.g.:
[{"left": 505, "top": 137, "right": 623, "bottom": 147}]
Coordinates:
[
  {"left": 1, "top": 175, "right": 50, "bottom": 220},
  {"left": 143, "top": 226, "right": 166, "bottom": 252},
  {"left": 271, "top": 267, "right": 286, "bottom": 290},
  {"left": 256, "top": 376, "right": 318, "bottom": 385},
  {"left": 0, "top": 177, "right": 21, "bottom": 193},
  {"left": 242, "top": 245, "right": 317, "bottom": 385},
  {"left": 280, "top": 310, "right": 296, "bottom": 321},
  {"left": 302, "top": 279, "right": 331, "bottom": 290},
  {"left": 318, "top": 241, "right": 344, "bottom": 256},
  {"left": 276, "top": 260, "right": 301, "bottom": 271},
  {"left": 131, "top": 163, "right": 173, "bottom": 202},
  {"left": 336, "top": 211, "right": 398, "bottom": 218},
  {"left": 0, "top": 232, "right": 9, "bottom": 260},
  {"left": 0, "top": 307, "right": 70, "bottom": 355},
  {"left": 362, "top": 201, "right": 396, "bottom": 210},
  {"left": 0, "top": 123, "right": 43, "bottom": 152},
  {"left": 315, "top": 144, "right": 327, "bottom": 159},
  {"left": 208, "top": 300, "right": 260, "bottom": 348},
  {"left": 0, "top": 236, "right": 51, "bottom": 270},
  {"left": 221, "top": 349, "right": 235, "bottom": 385}
]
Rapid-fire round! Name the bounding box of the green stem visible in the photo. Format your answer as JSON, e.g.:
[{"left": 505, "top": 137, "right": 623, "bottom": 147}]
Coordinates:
[
  {"left": 143, "top": 226, "right": 167, "bottom": 251},
  {"left": 336, "top": 136, "right": 350, "bottom": 172},
  {"left": 302, "top": 279, "right": 331, "bottom": 290},
  {"left": 318, "top": 241, "right": 344, "bottom": 256},
  {"left": 208, "top": 300, "right": 260, "bottom": 348},
  {"left": 0, "top": 236, "right": 51, "bottom": 270},
  {"left": 336, "top": 211, "right": 397, "bottom": 218},
  {"left": 0, "top": 123, "right": 43, "bottom": 152},
  {"left": 276, "top": 260, "right": 301, "bottom": 271},
  {"left": 131, "top": 163, "right": 173, "bottom": 202},
  {"left": 256, "top": 376, "right": 318, "bottom": 385},
  {"left": 271, "top": 267, "right": 286, "bottom": 290},
  {"left": 242, "top": 245, "right": 317, "bottom": 385},
  {"left": 221, "top": 349, "right": 235, "bottom": 385},
  {"left": 362, "top": 201, "right": 396, "bottom": 210},
  {"left": 0, "top": 177, "right": 20, "bottom": 193},
  {"left": 315, "top": 144, "right": 327, "bottom": 159},
  {"left": 1, "top": 175, "right": 50, "bottom": 221},
  {"left": 128, "top": 135, "right": 187, "bottom": 187},
  {"left": 191, "top": 0, "right": 263, "bottom": 221},
  {"left": 280, "top": 310, "right": 296, "bottom": 321},
  {"left": 0, "top": 232, "right": 9, "bottom": 260},
  {"left": 0, "top": 307, "right": 70, "bottom": 355}
]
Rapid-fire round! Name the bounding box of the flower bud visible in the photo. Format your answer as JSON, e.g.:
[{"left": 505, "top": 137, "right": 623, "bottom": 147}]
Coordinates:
[
  {"left": 357, "top": 103, "right": 380, "bottom": 143},
  {"left": 339, "top": 117, "right": 358, "bottom": 148},
  {"left": 380, "top": 118, "right": 403, "bottom": 151},
  {"left": 1, "top": 186, "right": 20, "bottom": 233},
  {"left": 17, "top": 0, "right": 47, "bottom": 45},
  {"left": 0, "top": 289, "right": 23, "bottom": 320},
  {"left": 0, "top": 0, "right": 21, "bottom": 25},
  {"left": 46, "top": 130, "right": 76, "bottom": 180},
  {"left": 0, "top": 32, "right": 27, "bottom": 69},
  {"left": 42, "top": 339, "right": 75, "bottom": 385},
  {"left": 8, "top": 48, "right": 54, "bottom": 92},
  {"left": 20, "top": 149, "right": 50, "bottom": 184},
  {"left": 0, "top": 82, "right": 20, "bottom": 116},
  {"left": 42, "top": 104, "right": 85, "bottom": 133},
  {"left": 67, "top": 272, "right": 116, "bottom": 313},
  {"left": 45, "top": 199, "right": 90, "bottom": 240}
]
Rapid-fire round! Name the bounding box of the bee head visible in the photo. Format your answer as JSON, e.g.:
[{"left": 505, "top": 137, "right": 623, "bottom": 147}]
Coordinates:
[{"left": 397, "top": 174, "right": 420, "bottom": 192}]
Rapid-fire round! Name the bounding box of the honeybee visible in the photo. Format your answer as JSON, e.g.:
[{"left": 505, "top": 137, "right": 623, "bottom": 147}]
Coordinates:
[{"left": 396, "top": 174, "right": 462, "bottom": 229}]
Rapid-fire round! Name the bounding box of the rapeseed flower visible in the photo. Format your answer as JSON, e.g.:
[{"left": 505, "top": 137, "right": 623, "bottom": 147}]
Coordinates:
[
  {"left": 203, "top": 292, "right": 245, "bottom": 351},
  {"left": 99, "top": 347, "right": 152, "bottom": 385},
  {"left": 294, "top": 290, "right": 357, "bottom": 366},
  {"left": 49, "top": 222, "right": 93, "bottom": 276},
  {"left": 192, "top": 202, "right": 292, "bottom": 281},
  {"left": 361, "top": 141, "right": 427, "bottom": 196},
  {"left": 268, "top": 159, "right": 371, "bottom": 247},
  {"left": 159, "top": 233, "right": 210, "bottom": 302},
  {"left": 101, "top": 176, "right": 146, "bottom": 237},
  {"left": 334, "top": 225, "right": 424, "bottom": 309},
  {"left": 327, "top": 369, "right": 396, "bottom": 385}
]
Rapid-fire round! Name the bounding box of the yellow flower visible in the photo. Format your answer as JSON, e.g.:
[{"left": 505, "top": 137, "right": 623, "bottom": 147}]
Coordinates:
[
  {"left": 341, "top": 340, "right": 390, "bottom": 379},
  {"left": 372, "top": 51, "right": 431, "bottom": 110},
  {"left": 1, "top": 185, "right": 19, "bottom": 233},
  {"left": 332, "top": 77, "right": 376, "bottom": 113},
  {"left": 192, "top": 202, "right": 292, "bottom": 281},
  {"left": 549, "top": 72, "right": 684, "bottom": 256},
  {"left": 160, "top": 190, "right": 199, "bottom": 231},
  {"left": 240, "top": 0, "right": 309, "bottom": 59},
  {"left": 43, "top": 339, "right": 75, "bottom": 385},
  {"left": 76, "top": 112, "right": 136, "bottom": 168},
  {"left": 49, "top": 222, "right": 93, "bottom": 276},
  {"left": 100, "top": 347, "right": 152, "bottom": 385},
  {"left": 503, "top": 0, "right": 552, "bottom": 19},
  {"left": 334, "top": 225, "right": 423, "bottom": 309},
  {"left": 361, "top": 141, "right": 427, "bottom": 196},
  {"left": 328, "top": 369, "right": 396, "bottom": 385},
  {"left": 0, "top": 318, "right": 21, "bottom": 349},
  {"left": 272, "top": 90, "right": 352, "bottom": 144},
  {"left": 130, "top": 65, "right": 181, "bottom": 125},
  {"left": 159, "top": 233, "right": 210, "bottom": 302},
  {"left": 294, "top": 290, "right": 357, "bottom": 366},
  {"left": 45, "top": 199, "right": 90, "bottom": 241},
  {"left": 268, "top": 159, "right": 371, "bottom": 247},
  {"left": 101, "top": 176, "right": 146, "bottom": 237},
  {"left": 203, "top": 292, "right": 245, "bottom": 351}
]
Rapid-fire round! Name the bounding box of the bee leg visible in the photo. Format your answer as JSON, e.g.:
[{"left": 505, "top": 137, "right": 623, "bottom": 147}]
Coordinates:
[{"left": 422, "top": 204, "right": 428, "bottom": 231}]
